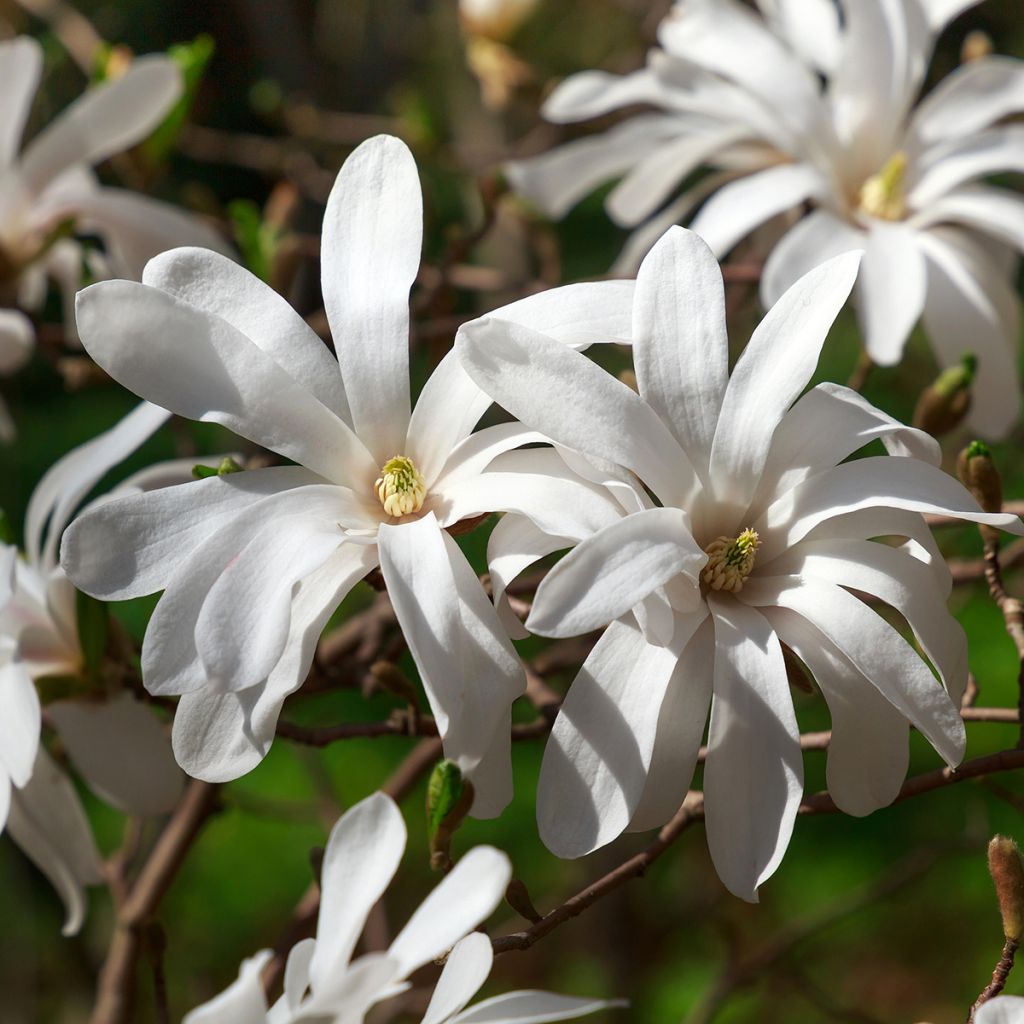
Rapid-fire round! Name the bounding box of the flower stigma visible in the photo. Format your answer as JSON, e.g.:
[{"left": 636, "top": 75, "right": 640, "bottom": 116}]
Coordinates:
[
  {"left": 702, "top": 528, "right": 761, "bottom": 593},
  {"left": 375, "top": 455, "right": 427, "bottom": 517},
  {"left": 858, "top": 151, "right": 908, "bottom": 221}
]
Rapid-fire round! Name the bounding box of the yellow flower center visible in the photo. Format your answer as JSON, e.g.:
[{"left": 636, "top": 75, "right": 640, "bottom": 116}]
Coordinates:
[
  {"left": 375, "top": 456, "right": 426, "bottom": 518},
  {"left": 702, "top": 528, "right": 761, "bottom": 594},
  {"left": 858, "top": 152, "right": 908, "bottom": 221}
]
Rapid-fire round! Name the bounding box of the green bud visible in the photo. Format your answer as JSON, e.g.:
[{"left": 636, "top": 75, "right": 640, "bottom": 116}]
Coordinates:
[
  {"left": 958, "top": 441, "right": 1003, "bottom": 545},
  {"left": 192, "top": 456, "right": 243, "bottom": 480},
  {"left": 913, "top": 353, "right": 976, "bottom": 437},
  {"left": 426, "top": 760, "right": 475, "bottom": 872},
  {"left": 989, "top": 835, "right": 1024, "bottom": 942}
]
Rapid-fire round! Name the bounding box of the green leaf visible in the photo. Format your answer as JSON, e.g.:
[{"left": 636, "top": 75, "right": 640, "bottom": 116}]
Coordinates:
[
  {"left": 76, "top": 589, "right": 108, "bottom": 678},
  {"left": 228, "top": 200, "right": 280, "bottom": 283},
  {"left": 426, "top": 760, "right": 464, "bottom": 837}
]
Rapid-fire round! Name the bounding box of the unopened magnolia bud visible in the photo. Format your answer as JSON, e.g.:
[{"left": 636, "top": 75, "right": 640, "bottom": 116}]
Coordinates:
[
  {"left": 958, "top": 440, "right": 1004, "bottom": 545},
  {"left": 426, "top": 760, "right": 475, "bottom": 872},
  {"left": 368, "top": 661, "right": 419, "bottom": 707},
  {"left": 192, "top": 456, "right": 243, "bottom": 480},
  {"left": 506, "top": 878, "right": 543, "bottom": 923},
  {"left": 962, "top": 29, "right": 994, "bottom": 63},
  {"left": 988, "top": 835, "right": 1024, "bottom": 942},
  {"left": 913, "top": 353, "right": 976, "bottom": 436}
]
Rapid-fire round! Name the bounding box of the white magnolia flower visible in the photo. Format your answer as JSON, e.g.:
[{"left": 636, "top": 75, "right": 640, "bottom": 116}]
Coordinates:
[
  {"left": 183, "top": 792, "right": 622, "bottom": 1024},
  {"left": 0, "top": 35, "right": 229, "bottom": 437},
  {"left": 458, "top": 227, "right": 1024, "bottom": 900},
  {"left": 62, "top": 134, "right": 633, "bottom": 816},
  {"left": 460, "top": 0, "right": 538, "bottom": 40},
  {"left": 509, "top": 0, "right": 1024, "bottom": 436},
  {"left": 977, "top": 996, "right": 1024, "bottom": 1024},
  {"left": 1, "top": 401, "right": 184, "bottom": 933}
]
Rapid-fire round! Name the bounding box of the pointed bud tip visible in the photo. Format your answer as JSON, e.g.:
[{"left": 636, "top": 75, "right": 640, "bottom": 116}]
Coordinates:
[{"left": 989, "top": 835, "right": 1024, "bottom": 942}]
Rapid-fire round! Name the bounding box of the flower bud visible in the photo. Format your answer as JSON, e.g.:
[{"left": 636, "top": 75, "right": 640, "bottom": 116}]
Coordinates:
[
  {"left": 958, "top": 440, "right": 1004, "bottom": 546},
  {"left": 913, "top": 353, "right": 976, "bottom": 437},
  {"left": 506, "top": 878, "right": 543, "bottom": 923},
  {"left": 192, "top": 456, "right": 243, "bottom": 479},
  {"left": 988, "top": 835, "right": 1024, "bottom": 942},
  {"left": 368, "top": 660, "right": 419, "bottom": 708},
  {"left": 426, "top": 760, "right": 475, "bottom": 871},
  {"left": 962, "top": 30, "right": 994, "bottom": 63}
]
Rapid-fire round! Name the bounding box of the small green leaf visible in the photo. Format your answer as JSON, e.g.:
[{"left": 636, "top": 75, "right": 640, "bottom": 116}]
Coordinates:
[
  {"left": 192, "top": 456, "right": 243, "bottom": 479},
  {"left": 76, "top": 589, "right": 108, "bottom": 678},
  {"left": 228, "top": 200, "right": 280, "bottom": 283},
  {"left": 426, "top": 760, "right": 464, "bottom": 837}
]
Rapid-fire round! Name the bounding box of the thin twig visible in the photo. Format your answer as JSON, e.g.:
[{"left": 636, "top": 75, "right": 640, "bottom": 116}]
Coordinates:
[
  {"left": 969, "top": 939, "right": 1019, "bottom": 1022},
  {"left": 982, "top": 537, "right": 1024, "bottom": 748}
]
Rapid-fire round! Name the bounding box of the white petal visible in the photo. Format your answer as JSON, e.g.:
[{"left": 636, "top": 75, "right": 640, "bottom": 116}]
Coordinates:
[
  {"left": 456, "top": 317, "right": 691, "bottom": 507},
  {"left": 526, "top": 508, "right": 706, "bottom": 639},
  {"left": 452, "top": 991, "right": 625, "bottom": 1024},
  {"left": 75, "top": 281, "right": 377, "bottom": 485},
  {"left": 756, "top": 0, "right": 840, "bottom": 74},
  {"left": 633, "top": 227, "right": 727, "bottom": 476},
  {"left": 387, "top": 845, "right": 511, "bottom": 979},
  {"left": 918, "top": 228, "right": 1022, "bottom": 438},
  {"left": 709, "top": 251, "right": 862, "bottom": 528},
  {"left": 688, "top": 162, "right": 823, "bottom": 258},
  {"left": 0, "top": 308, "right": 35, "bottom": 374},
  {"left": 48, "top": 693, "right": 183, "bottom": 815},
  {"left": 20, "top": 56, "right": 181, "bottom": 196},
  {"left": 182, "top": 950, "right": 272, "bottom": 1024},
  {"left": 478, "top": 280, "right": 635, "bottom": 349},
  {"left": 309, "top": 793, "right": 406, "bottom": 992},
  {"left": 0, "top": 650, "right": 39, "bottom": 788},
  {"left": 422, "top": 932, "right": 493, "bottom": 1024},
  {"left": 750, "top": 383, "right": 940, "bottom": 520},
  {"left": 62, "top": 467, "right": 321, "bottom": 601},
  {"left": 172, "top": 543, "right": 377, "bottom": 781},
  {"left": 7, "top": 747, "right": 101, "bottom": 935},
  {"left": 0, "top": 37, "right": 41, "bottom": 169},
  {"left": 765, "top": 606, "right": 908, "bottom": 817},
  {"left": 858, "top": 221, "right": 927, "bottom": 366},
  {"left": 143, "top": 246, "right": 348, "bottom": 419},
  {"left": 626, "top": 616, "right": 713, "bottom": 833},
  {"left": 541, "top": 66, "right": 670, "bottom": 124},
  {"left": 975, "top": 996, "right": 1024, "bottom": 1024},
  {"left": 909, "top": 185, "right": 1024, "bottom": 253},
  {"left": 281, "top": 938, "right": 315, "bottom": 1012},
  {"left": 303, "top": 952, "right": 402, "bottom": 1020},
  {"left": 432, "top": 423, "right": 549, "bottom": 494},
  {"left": 29, "top": 401, "right": 168, "bottom": 573},
  {"left": 909, "top": 126, "right": 1024, "bottom": 208},
  {"left": 703, "top": 596, "right": 801, "bottom": 902},
  {"left": 922, "top": 0, "right": 983, "bottom": 30},
  {"left": 760, "top": 211, "right": 865, "bottom": 309},
  {"left": 378, "top": 515, "right": 524, "bottom": 818},
  {"left": 321, "top": 135, "right": 420, "bottom": 460},
  {"left": 742, "top": 575, "right": 965, "bottom": 766},
  {"left": 911, "top": 57, "right": 1024, "bottom": 149},
  {"left": 537, "top": 612, "right": 706, "bottom": 858},
  {"left": 755, "top": 455, "right": 1024, "bottom": 563}
]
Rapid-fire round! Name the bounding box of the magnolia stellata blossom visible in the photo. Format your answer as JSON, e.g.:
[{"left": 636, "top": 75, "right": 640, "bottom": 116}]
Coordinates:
[
  {"left": 1, "top": 401, "right": 183, "bottom": 933},
  {"left": 62, "top": 134, "right": 634, "bottom": 817},
  {"left": 458, "top": 227, "right": 1024, "bottom": 901},
  {"left": 509, "top": 0, "right": 1024, "bottom": 436},
  {"left": 0, "top": 36, "right": 229, "bottom": 437},
  {"left": 976, "top": 996, "right": 1024, "bottom": 1024},
  {"left": 183, "top": 792, "right": 622, "bottom": 1024}
]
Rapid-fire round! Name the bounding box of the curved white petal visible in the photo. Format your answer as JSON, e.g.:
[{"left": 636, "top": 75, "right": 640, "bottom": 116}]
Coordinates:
[
  {"left": 633, "top": 227, "right": 727, "bottom": 476},
  {"left": 387, "top": 845, "right": 511, "bottom": 979},
  {"left": 422, "top": 932, "right": 493, "bottom": 1024},
  {"left": 0, "top": 646, "right": 40, "bottom": 789},
  {"left": 541, "top": 66, "right": 671, "bottom": 124},
  {"left": 527, "top": 508, "right": 705, "bottom": 639},
  {"left": 321, "top": 134, "right": 420, "bottom": 460},
  {"left": 909, "top": 126, "right": 1024, "bottom": 208},
  {"left": 75, "top": 281, "right": 377, "bottom": 485},
  {"left": 182, "top": 950, "right": 272, "bottom": 1024},
  {"left": 975, "top": 996, "right": 1024, "bottom": 1024},
  {"left": 0, "top": 37, "right": 42, "bottom": 169},
  {"left": 309, "top": 793, "right": 407, "bottom": 992},
  {"left": 48, "top": 693, "right": 183, "bottom": 816},
  {"left": 909, "top": 186, "right": 1024, "bottom": 253},
  {"left": 433, "top": 424, "right": 548, "bottom": 494},
  {"left": 0, "top": 308, "right": 35, "bottom": 374},
  {"left": 538, "top": 611, "right": 706, "bottom": 858},
  {"left": 709, "top": 251, "right": 862, "bottom": 528},
  {"left": 143, "top": 246, "right": 348, "bottom": 419},
  {"left": 452, "top": 990, "right": 626, "bottom": 1024}
]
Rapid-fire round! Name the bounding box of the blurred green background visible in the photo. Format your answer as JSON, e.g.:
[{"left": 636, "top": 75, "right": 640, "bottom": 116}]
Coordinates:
[{"left": 2, "top": 0, "right": 1024, "bottom": 1021}]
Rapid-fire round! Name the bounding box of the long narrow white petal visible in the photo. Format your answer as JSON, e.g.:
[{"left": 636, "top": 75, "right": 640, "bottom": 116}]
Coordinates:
[
  {"left": 422, "top": 933, "right": 493, "bottom": 1024},
  {"left": 452, "top": 990, "right": 626, "bottom": 1024},
  {"left": 0, "top": 37, "right": 41, "bottom": 169},
  {"left": 703, "top": 596, "right": 801, "bottom": 902},
  {"left": 321, "top": 135, "right": 420, "bottom": 460},
  {"left": 527, "top": 508, "right": 705, "bottom": 639},
  {"left": 909, "top": 126, "right": 1024, "bottom": 207},
  {"left": 182, "top": 951, "right": 272, "bottom": 1024},
  {"left": 0, "top": 648, "right": 40, "bottom": 788},
  {"left": 909, "top": 186, "right": 1024, "bottom": 253}
]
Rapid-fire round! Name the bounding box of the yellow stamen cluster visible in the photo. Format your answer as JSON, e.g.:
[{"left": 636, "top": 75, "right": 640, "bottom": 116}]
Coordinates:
[
  {"left": 702, "top": 528, "right": 761, "bottom": 594},
  {"left": 858, "top": 151, "right": 908, "bottom": 221},
  {"left": 375, "top": 456, "right": 427, "bottom": 518}
]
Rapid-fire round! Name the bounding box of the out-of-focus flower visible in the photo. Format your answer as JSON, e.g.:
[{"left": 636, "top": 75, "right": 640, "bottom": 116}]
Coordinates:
[
  {"left": 182, "top": 792, "right": 622, "bottom": 1024},
  {"left": 460, "top": 0, "right": 538, "bottom": 42},
  {"left": 0, "top": 36, "right": 231, "bottom": 438},
  {"left": 62, "top": 134, "right": 633, "bottom": 816},
  {"left": 977, "top": 996, "right": 1024, "bottom": 1024},
  {"left": 509, "top": 0, "right": 1024, "bottom": 436},
  {"left": 1, "top": 401, "right": 184, "bottom": 933},
  {"left": 458, "top": 227, "right": 1024, "bottom": 900}
]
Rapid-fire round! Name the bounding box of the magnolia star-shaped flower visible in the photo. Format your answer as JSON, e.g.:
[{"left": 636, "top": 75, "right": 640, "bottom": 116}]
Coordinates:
[
  {"left": 0, "top": 36, "right": 229, "bottom": 439},
  {"left": 183, "top": 792, "right": 623, "bottom": 1024},
  {"left": 458, "top": 226, "right": 1024, "bottom": 900},
  {"left": 2, "top": 401, "right": 184, "bottom": 933},
  {"left": 509, "top": 0, "right": 1024, "bottom": 436},
  {"left": 62, "top": 134, "right": 633, "bottom": 816}
]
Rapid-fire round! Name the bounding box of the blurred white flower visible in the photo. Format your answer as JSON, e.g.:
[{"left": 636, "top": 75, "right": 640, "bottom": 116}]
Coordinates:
[
  {"left": 62, "top": 134, "right": 633, "bottom": 816},
  {"left": 183, "top": 792, "right": 622, "bottom": 1024},
  {"left": 458, "top": 227, "right": 1024, "bottom": 901},
  {"left": 1, "top": 401, "right": 184, "bottom": 933},
  {"left": 977, "top": 995, "right": 1024, "bottom": 1024},
  {"left": 509, "top": 0, "right": 1024, "bottom": 436},
  {"left": 0, "top": 35, "right": 231, "bottom": 438},
  {"left": 460, "top": 0, "right": 538, "bottom": 41}
]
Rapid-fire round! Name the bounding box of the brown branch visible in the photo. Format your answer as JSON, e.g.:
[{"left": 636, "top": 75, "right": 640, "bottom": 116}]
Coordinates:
[
  {"left": 951, "top": 539, "right": 1024, "bottom": 586},
  {"left": 90, "top": 781, "right": 221, "bottom": 1024},
  {"left": 969, "top": 939, "right": 1019, "bottom": 1023}
]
